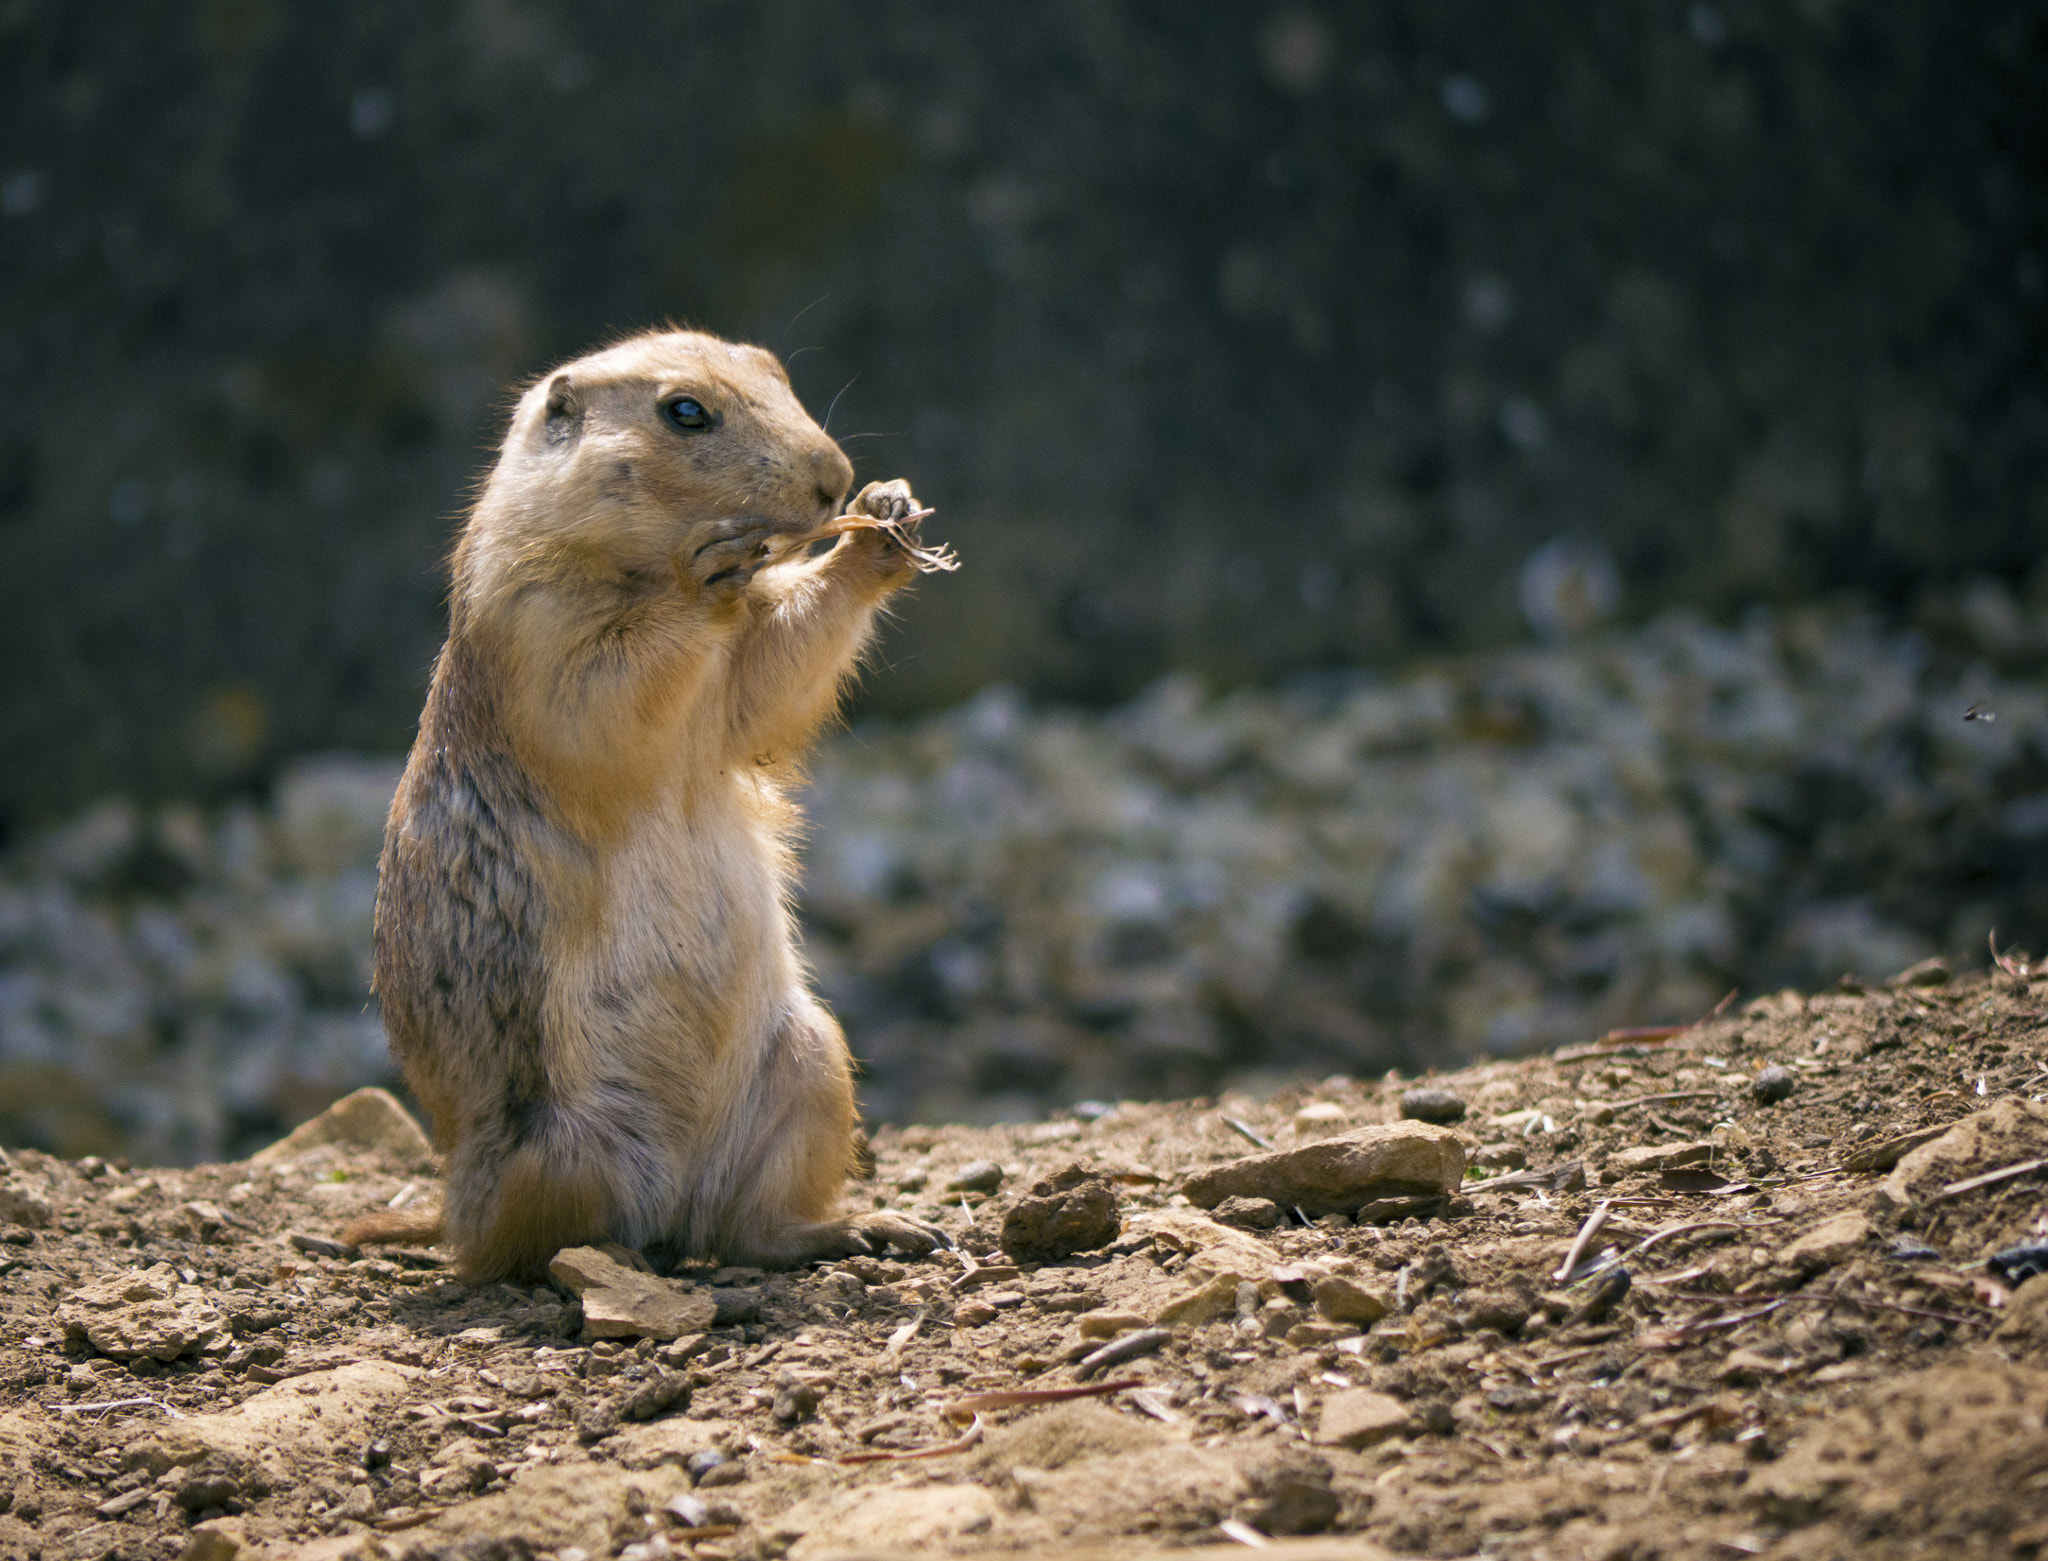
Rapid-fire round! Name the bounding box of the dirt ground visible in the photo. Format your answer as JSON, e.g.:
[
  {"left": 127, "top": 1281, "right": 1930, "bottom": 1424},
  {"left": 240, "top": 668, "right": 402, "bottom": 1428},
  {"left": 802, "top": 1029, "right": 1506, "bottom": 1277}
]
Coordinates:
[{"left": 5, "top": 963, "right": 2048, "bottom": 1561}]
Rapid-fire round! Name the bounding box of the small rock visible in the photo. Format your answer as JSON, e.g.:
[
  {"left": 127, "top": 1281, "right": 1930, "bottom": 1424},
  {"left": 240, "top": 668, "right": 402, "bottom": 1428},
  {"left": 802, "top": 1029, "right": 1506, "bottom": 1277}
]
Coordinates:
[
  {"left": 1312, "top": 1275, "right": 1391, "bottom": 1327},
  {"left": 1399, "top": 1087, "right": 1467, "bottom": 1125},
  {"left": 1077, "top": 1310, "right": 1148, "bottom": 1339},
  {"left": 1456, "top": 1289, "right": 1532, "bottom": 1335},
  {"left": 1872, "top": 1098, "right": 2048, "bottom": 1213},
  {"left": 1182, "top": 1122, "right": 1466, "bottom": 1218},
  {"left": 548, "top": 1247, "right": 717, "bottom": 1341},
  {"left": 697, "top": 1459, "right": 749, "bottom": 1488},
  {"left": 954, "top": 1299, "right": 999, "bottom": 1327},
  {"left": 1242, "top": 1462, "right": 1339, "bottom": 1536},
  {"left": 1994, "top": 1275, "right": 2048, "bottom": 1349},
  {"left": 771, "top": 1371, "right": 827, "bottom": 1423},
  {"left": 0, "top": 1180, "right": 53, "bottom": 1229},
  {"left": 620, "top": 1371, "right": 690, "bottom": 1422},
  {"left": 250, "top": 1087, "right": 435, "bottom": 1168},
  {"left": 1286, "top": 1321, "right": 1353, "bottom": 1346},
  {"left": 1606, "top": 1141, "right": 1716, "bottom": 1178},
  {"left": 1317, "top": 1389, "right": 1413, "bottom": 1449},
  {"left": 1886, "top": 955, "right": 1951, "bottom": 988},
  {"left": 946, "top": 1160, "right": 1005, "bottom": 1193},
  {"left": 1776, "top": 1213, "right": 1872, "bottom": 1276},
  {"left": 175, "top": 1472, "right": 242, "bottom": 1512},
  {"left": 1211, "top": 1195, "right": 1284, "bottom": 1230},
  {"left": 179, "top": 1522, "right": 246, "bottom": 1561},
  {"left": 1751, "top": 1065, "right": 1797, "bottom": 1104},
  {"left": 60, "top": 1263, "right": 227, "bottom": 1361},
  {"left": 998, "top": 1163, "right": 1121, "bottom": 1261},
  {"left": 1153, "top": 1273, "right": 1240, "bottom": 1326}
]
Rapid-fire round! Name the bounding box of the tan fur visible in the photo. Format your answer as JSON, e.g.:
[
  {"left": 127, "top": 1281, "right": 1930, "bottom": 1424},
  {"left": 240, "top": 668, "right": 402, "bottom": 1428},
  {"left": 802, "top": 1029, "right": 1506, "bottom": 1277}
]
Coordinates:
[{"left": 351, "top": 329, "right": 943, "bottom": 1283}]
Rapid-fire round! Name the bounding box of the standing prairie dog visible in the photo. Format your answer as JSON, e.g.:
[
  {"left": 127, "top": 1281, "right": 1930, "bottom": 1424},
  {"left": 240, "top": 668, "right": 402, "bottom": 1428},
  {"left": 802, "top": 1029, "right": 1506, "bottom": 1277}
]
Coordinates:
[{"left": 348, "top": 329, "right": 945, "bottom": 1282}]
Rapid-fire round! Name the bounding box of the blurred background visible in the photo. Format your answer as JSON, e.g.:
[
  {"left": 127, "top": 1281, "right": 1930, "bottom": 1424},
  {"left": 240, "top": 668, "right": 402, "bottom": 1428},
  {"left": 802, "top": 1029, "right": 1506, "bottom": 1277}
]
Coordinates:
[{"left": 2, "top": 2, "right": 2046, "bottom": 1161}]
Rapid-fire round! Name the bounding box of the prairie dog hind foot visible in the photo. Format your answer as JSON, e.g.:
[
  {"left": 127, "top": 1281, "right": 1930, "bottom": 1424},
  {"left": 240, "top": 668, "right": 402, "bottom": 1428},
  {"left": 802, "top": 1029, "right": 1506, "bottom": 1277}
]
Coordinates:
[{"left": 656, "top": 1210, "right": 947, "bottom": 1273}]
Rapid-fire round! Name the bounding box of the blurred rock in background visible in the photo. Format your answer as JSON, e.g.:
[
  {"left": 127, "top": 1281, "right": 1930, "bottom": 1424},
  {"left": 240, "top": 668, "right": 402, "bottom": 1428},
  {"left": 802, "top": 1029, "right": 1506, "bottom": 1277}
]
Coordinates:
[
  {"left": 1, "top": 3, "right": 2044, "bottom": 830},
  {"left": 4, "top": 597, "right": 2043, "bottom": 1161}
]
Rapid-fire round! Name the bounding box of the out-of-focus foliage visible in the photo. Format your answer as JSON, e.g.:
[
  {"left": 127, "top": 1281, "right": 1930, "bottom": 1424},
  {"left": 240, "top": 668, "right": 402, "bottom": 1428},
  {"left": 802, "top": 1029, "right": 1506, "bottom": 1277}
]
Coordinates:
[{"left": 0, "top": 2, "right": 2043, "bottom": 828}]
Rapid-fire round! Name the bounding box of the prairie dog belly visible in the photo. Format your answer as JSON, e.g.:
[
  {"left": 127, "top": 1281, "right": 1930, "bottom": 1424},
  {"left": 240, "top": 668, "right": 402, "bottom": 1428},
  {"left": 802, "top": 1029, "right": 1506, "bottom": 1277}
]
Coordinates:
[{"left": 539, "top": 780, "right": 802, "bottom": 1238}]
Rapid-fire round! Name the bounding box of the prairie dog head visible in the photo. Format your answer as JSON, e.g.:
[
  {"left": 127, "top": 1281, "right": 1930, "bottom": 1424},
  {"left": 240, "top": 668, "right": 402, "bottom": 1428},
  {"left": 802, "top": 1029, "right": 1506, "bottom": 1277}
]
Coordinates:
[{"left": 465, "top": 330, "right": 856, "bottom": 596}]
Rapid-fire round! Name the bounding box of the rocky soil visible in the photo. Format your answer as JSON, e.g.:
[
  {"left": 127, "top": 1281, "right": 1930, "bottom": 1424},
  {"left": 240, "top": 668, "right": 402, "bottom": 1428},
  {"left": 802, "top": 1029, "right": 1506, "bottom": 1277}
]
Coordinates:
[{"left": 5, "top": 963, "right": 2048, "bottom": 1560}]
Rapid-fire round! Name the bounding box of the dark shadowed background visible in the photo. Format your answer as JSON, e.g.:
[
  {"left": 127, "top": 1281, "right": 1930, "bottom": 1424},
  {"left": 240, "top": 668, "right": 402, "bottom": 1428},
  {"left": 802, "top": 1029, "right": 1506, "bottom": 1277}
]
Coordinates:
[
  {"left": 4, "top": 2, "right": 2048, "bottom": 1160},
  {"left": 3, "top": 1, "right": 2044, "bottom": 826}
]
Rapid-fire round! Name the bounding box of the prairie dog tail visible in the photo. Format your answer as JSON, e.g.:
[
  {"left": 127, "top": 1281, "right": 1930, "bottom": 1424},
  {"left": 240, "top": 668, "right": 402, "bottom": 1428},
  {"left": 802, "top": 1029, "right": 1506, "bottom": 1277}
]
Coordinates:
[{"left": 341, "top": 1207, "right": 446, "bottom": 1249}]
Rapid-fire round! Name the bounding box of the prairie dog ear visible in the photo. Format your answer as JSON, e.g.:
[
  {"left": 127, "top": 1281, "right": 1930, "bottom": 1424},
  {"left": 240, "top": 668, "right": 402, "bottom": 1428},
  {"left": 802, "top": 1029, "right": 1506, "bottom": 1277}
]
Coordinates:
[{"left": 542, "top": 373, "right": 582, "bottom": 447}]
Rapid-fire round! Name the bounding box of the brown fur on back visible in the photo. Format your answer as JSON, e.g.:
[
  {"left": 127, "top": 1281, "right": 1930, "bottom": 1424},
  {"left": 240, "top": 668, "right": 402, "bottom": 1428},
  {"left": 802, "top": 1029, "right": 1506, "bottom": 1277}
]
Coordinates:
[{"left": 369, "top": 329, "right": 937, "bottom": 1282}]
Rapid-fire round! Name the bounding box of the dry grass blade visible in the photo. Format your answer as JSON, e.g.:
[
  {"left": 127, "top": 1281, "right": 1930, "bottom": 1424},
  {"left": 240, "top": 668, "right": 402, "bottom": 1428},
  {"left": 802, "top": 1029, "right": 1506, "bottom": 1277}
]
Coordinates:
[
  {"left": 879, "top": 1307, "right": 926, "bottom": 1365},
  {"left": 1936, "top": 1156, "right": 2048, "bottom": 1200},
  {"left": 53, "top": 1396, "right": 186, "bottom": 1420},
  {"left": 1990, "top": 930, "right": 2039, "bottom": 980},
  {"left": 1555, "top": 1199, "right": 1614, "bottom": 1282},
  {"left": 835, "top": 1413, "right": 985, "bottom": 1464},
  {"left": 807, "top": 506, "right": 959, "bottom": 572},
  {"left": 941, "top": 1378, "right": 1143, "bottom": 1421},
  {"left": 1556, "top": 989, "right": 1737, "bottom": 1061}
]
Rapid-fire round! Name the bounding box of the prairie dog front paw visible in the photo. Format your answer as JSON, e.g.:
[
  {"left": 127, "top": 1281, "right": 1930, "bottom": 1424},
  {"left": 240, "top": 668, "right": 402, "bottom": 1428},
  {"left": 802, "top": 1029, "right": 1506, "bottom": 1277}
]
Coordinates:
[{"left": 849, "top": 478, "right": 921, "bottom": 526}]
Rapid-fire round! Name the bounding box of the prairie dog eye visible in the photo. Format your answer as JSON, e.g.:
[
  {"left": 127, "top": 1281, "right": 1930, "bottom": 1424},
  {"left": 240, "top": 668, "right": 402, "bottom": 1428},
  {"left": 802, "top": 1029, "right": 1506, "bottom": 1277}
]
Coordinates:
[{"left": 661, "top": 397, "right": 714, "bottom": 432}]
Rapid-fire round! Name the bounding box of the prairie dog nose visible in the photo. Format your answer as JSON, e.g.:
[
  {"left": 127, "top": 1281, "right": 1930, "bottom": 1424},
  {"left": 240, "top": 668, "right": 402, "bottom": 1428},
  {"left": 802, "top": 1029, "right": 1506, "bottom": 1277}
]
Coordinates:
[{"left": 811, "top": 443, "right": 855, "bottom": 510}]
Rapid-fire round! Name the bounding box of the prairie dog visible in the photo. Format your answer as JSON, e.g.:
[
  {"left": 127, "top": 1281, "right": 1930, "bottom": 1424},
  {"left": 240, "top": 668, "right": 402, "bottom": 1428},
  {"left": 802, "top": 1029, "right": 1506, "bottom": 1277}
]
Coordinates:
[{"left": 352, "top": 329, "right": 943, "bottom": 1282}]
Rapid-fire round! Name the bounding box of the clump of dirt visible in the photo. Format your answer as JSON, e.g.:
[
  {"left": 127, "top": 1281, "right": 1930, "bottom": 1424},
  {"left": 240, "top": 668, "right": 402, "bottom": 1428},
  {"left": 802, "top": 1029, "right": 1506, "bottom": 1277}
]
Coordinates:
[{"left": 5, "top": 965, "right": 2048, "bottom": 1560}]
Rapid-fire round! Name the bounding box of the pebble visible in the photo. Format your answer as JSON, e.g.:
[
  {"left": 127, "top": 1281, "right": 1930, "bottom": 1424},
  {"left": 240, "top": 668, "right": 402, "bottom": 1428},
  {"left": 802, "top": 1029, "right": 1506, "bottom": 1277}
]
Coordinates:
[
  {"left": 1751, "top": 1064, "right": 1798, "bottom": 1104},
  {"left": 945, "top": 1160, "right": 1004, "bottom": 1193},
  {"left": 1312, "top": 1275, "right": 1391, "bottom": 1326},
  {"left": 1398, "top": 1087, "right": 1468, "bottom": 1125},
  {"left": 1211, "top": 1195, "right": 1284, "bottom": 1230}
]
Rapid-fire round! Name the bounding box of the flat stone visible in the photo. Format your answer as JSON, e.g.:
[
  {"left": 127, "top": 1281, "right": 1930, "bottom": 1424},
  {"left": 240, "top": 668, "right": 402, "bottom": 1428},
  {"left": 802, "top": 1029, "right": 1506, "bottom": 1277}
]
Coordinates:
[
  {"left": 250, "top": 1087, "right": 436, "bottom": 1169},
  {"left": 1077, "top": 1310, "right": 1148, "bottom": 1339},
  {"left": 1181, "top": 1123, "right": 1466, "bottom": 1218},
  {"left": 1312, "top": 1275, "right": 1391, "bottom": 1326},
  {"left": 1872, "top": 1098, "right": 2048, "bottom": 1213},
  {"left": 1607, "top": 1141, "right": 1716, "bottom": 1177},
  {"left": 1317, "top": 1389, "right": 1414, "bottom": 1449},
  {"left": 548, "top": 1246, "right": 717, "bottom": 1341},
  {"left": 1777, "top": 1212, "right": 1871, "bottom": 1275},
  {"left": 60, "top": 1262, "right": 226, "bottom": 1361},
  {"left": 1124, "top": 1209, "right": 1279, "bottom": 1284},
  {"left": 1152, "top": 1273, "right": 1240, "bottom": 1326}
]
